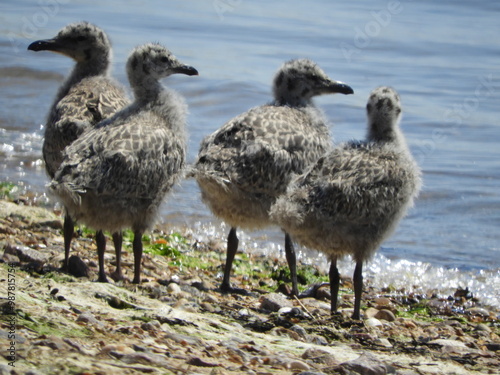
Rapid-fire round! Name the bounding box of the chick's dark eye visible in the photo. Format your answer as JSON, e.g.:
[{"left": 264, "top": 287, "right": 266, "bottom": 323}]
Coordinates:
[
  {"left": 160, "top": 56, "right": 169, "bottom": 63},
  {"left": 75, "top": 36, "right": 87, "bottom": 42}
]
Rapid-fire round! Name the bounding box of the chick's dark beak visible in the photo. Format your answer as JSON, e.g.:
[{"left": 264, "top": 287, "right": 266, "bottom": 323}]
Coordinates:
[
  {"left": 173, "top": 65, "right": 199, "bottom": 76},
  {"left": 27, "top": 38, "right": 62, "bottom": 52},
  {"left": 328, "top": 81, "right": 354, "bottom": 95}
]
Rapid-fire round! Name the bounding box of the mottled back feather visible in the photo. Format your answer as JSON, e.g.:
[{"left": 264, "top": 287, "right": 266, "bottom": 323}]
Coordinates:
[
  {"left": 32, "top": 22, "right": 129, "bottom": 177},
  {"left": 50, "top": 43, "right": 196, "bottom": 233},
  {"left": 193, "top": 59, "right": 352, "bottom": 229},
  {"left": 271, "top": 86, "right": 422, "bottom": 262}
]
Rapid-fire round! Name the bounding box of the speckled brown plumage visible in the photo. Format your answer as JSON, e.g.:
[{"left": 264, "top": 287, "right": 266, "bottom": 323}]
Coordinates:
[
  {"left": 28, "top": 22, "right": 129, "bottom": 275},
  {"left": 50, "top": 43, "right": 198, "bottom": 283},
  {"left": 29, "top": 21, "right": 129, "bottom": 178},
  {"left": 192, "top": 58, "right": 353, "bottom": 294},
  {"left": 270, "top": 86, "right": 422, "bottom": 319}
]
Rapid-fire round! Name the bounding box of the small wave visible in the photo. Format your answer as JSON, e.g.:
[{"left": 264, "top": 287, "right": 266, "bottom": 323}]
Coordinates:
[
  {"left": 183, "top": 220, "right": 500, "bottom": 311},
  {"left": 0, "top": 66, "right": 63, "bottom": 81}
]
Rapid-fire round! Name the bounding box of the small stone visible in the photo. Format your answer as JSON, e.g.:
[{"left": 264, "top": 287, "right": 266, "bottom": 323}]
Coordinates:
[
  {"left": 186, "top": 357, "right": 219, "bottom": 367},
  {"left": 466, "top": 307, "right": 490, "bottom": 317},
  {"left": 0, "top": 364, "right": 11, "bottom": 375},
  {"left": 0, "top": 225, "right": 17, "bottom": 235},
  {"left": 167, "top": 282, "right": 182, "bottom": 294},
  {"left": 302, "top": 348, "right": 338, "bottom": 366},
  {"left": 290, "top": 324, "right": 307, "bottom": 339},
  {"left": 1, "top": 252, "right": 19, "bottom": 264},
  {"left": 486, "top": 343, "right": 500, "bottom": 351},
  {"left": 259, "top": 293, "right": 293, "bottom": 312},
  {"left": 100, "top": 344, "right": 135, "bottom": 355},
  {"left": 375, "top": 309, "right": 396, "bottom": 322},
  {"left": 238, "top": 308, "right": 251, "bottom": 317},
  {"left": 201, "top": 302, "right": 215, "bottom": 312},
  {"left": 34, "top": 335, "right": 71, "bottom": 351},
  {"left": 428, "top": 298, "right": 453, "bottom": 313},
  {"left": 191, "top": 280, "right": 212, "bottom": 291},
  {"left": 25, "top": 370, "right": 44, "bottom": 375},
  {"left": 76, "top": 311, "right": 99, "bottom": 325},
  {"left": 336, "top": 352, "right": 389, "bottom": 375},
  {"left": 63, "top": 338, "right": 85, "bottom": 352},
  {"left": 40, "top": 219, "right": 64, "bottom": 229},
  {"left": 203, "top": 293, "right": 219, "bottom": 304},
  {"left": 132, "top": 344, "right": 147, "bottom": 352},
  {"left": 164, "top": 331, "right": 203, "bottom": 346},
  {"left": 374, "top": 338, "right": 393, "bottom": 348},
  {"left": 365, "top": 317, "right": 383, "bottom": 327},
  {"left": 429, "top": 339, "right": 469, "bottom": 354},
  {"left": 278, "top": 306, "right": 293, "bottom": 314},
  {"left": 474, "top": 323, "right": 491, "bottom": 332},
  {"left": 4, "top": 244, "right": 48, "bottom": 264},
  {"left": 288, "top": 360, "right": 310, "bottom": 371},
  {"left": 68, "top": 255, "right": 89, "bottom": 278},
  {"left": 141, "top": 321, "right": 160, "bottom": 331},
  {"left": 364, "top": 307, "right": 379, "bottom": 318},
  {"left": 270, "top": 327, "right": 302, "bottom": 341},
  {"left": 374, "top": 297, "right": 391, "bottom": 307},
  {"left": 170, "top": 274, "right": 181, "bottom": 283},
  {"left": 308, "top": 334, "right": 329, "bottom": 346},
  {"left": 403, "top": 319, "right": 417, "bottom": 329},
  {"left": 315, "top": 285, "right": 331, "bottom": 300},
  {"left": 119, "top": 352, "right": 173, "bottom": 367}
]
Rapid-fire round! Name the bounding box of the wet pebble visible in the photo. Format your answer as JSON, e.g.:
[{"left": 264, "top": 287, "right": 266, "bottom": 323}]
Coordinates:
[
  {"left": 164, "top": 331, "right": 204, "bottom": 346},
  {"left": 2, "top": 252, "right": 19, "bottom": 264},
  {"left": 308, "top": 334, "right": 329, "bottom": 346},
  {"left": 4, "top": 243, "right": 48, "bottom": 264},
  {"left": 118, "top": 352, "right": 173, "bottom": 368},
  {"left": 33, "top": 335, "right": 71, "bottom": 351},
  {"left": 336, "top": 352, "right": 389, "bottom": 375},
  {"left": 76, "top": 311, "right": 99, "bottom": 325},
  {"left": 201, "top": 301, "right": 216, "bottom": 312},
  {"left": 365, "top": 317, "right": 383, "bottom": 327},
  {"left": 374, "top": 338, "right": 393, "bottom": 348},
  {"left": 375, "top": 309, "right": 396, "bottom": 322},
  {"left": 100, "top": 344, "right": 135, "bottom": 355},
  {"left": 315, "top": 286, "right": 331, "bottom": 300},
  {"left": 301, "top": 348, "right": 338, "bottom": 366},
  {"left": 466, "top": 307, "right": 491, "bottom": 317},
  {"left": 374, "top": 297, "right": 392, "bottom": 307},
  {"left": 364, "top": 307, "right": 379, "bottom": 318},
  {"left": 287, "top": 359, "right": 310, "bottom": 371},
  {"left": 290, "top": 324, "right": 308, "bottom": 339},
  {"left": 25, "top": 370, "right": 44, "bottom": 375},
  {"left": 167, "top": 282, "right": 182, "bottom": 294},
  {"left": 429, "top": 338, "right": 469, "bottom": 354},
  {"left": 68, "top": 255, "right": 89, "bottom": 278},
  {"left": 259, "top": 293, "right": 293, "bottom": 312},
  {"left": 0, "top": 364, "right": 11, "bottom": 375},
  {"left": 141, "top": 320, "right": 161, "bottom": 331},
  {"left": 474, "top": 323, "right": 491, "bottom": 332}
]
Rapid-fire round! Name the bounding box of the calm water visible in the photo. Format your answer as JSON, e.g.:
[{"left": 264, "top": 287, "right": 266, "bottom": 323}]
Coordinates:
[{"left": 1, "top": 1, "right": 499, "bottom": 308}]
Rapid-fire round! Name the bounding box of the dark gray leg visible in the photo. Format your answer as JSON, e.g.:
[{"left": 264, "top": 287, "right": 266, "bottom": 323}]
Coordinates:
[
  {"left": 221, "top": 227, "right": 238, "bottom": 292},
  {"left": 110, "top": 231, "right": 123, "bottom": 281},
  {"left": 96, "top": 230, "right": 108, "bottom": 282},
  {"left": 329, "top": 257, "right": 340, "bottom": 314},
  {"left": 132, "top": 231, "right": 143, "bottom": 284},
  {"left": 284, "top": 233, "right": 299, "bottom": 296},
  {"left": 62, "top": 213, "right": 74, "bottom": 271},
  {"left": 352, "top": 261, "right": 363, "bottom": 320}
]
